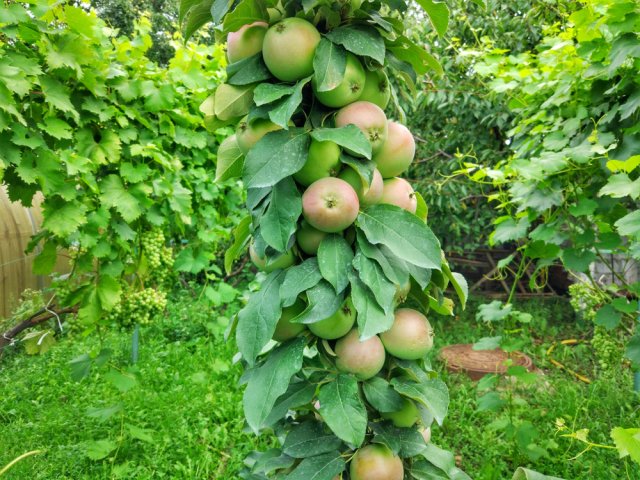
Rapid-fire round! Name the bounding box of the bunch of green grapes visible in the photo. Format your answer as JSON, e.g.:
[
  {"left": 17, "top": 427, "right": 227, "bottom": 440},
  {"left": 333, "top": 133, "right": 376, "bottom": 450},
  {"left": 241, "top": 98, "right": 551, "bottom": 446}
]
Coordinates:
[
  {"left": 108, "top": 288, "right": 167, "bottom": 327},
  {"left": 140, "top": 228, "right": 174, "bottom": 285},
  {"left": 568, "top": 282, "right": 600, "bottom": 322},
  {"left": 591, "top": 326, "right": 622, "bottom": 372}
]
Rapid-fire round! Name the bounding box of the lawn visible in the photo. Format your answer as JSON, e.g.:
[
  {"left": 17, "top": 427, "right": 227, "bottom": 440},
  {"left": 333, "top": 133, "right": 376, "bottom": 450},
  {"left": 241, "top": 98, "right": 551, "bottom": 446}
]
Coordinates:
[{"left": 1, "top": 292, "right": 637, "bottom": 479}]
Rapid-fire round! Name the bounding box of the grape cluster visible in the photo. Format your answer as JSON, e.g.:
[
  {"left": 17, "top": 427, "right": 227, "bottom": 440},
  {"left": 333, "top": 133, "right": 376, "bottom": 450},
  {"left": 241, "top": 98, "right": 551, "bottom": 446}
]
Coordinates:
[
  {"left": 108, "top": 288, "right": 168, "bottom": 327},
  {"left": 569, "top": 283, "right": 623, "bottom": 372},
  {"left": 591, "top": 326, "right": 622, "bottom": 371},
  {"left": 568, "top": 282, "right": 599, "bottom": 322},
  {"left": 141, "top": 228, "right": 173, "bottom": 285}
]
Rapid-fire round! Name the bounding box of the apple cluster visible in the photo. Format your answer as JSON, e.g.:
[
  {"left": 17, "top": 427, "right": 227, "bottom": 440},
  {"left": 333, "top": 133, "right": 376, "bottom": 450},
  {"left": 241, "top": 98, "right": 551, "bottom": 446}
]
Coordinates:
[{"left": 211, "top": 5, "right": 463, "bottom": 480}]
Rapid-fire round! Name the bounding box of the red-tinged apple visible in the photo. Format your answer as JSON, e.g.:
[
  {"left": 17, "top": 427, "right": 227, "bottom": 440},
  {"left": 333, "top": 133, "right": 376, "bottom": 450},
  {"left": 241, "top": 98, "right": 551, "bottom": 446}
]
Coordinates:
[
  {"left": 335, "top": 101, "right": 388, "bottom": 155},
  {"left": 380, "top": 308, "right": 434, "bottom": 360},
  {"left": 263, "top": 18, "right": 320, "bottom": 81},
  {"left": 373, "top": 121, "right": 416, "bottom": 178},
  {"left": 350, "top": 444, "right": 404, "bottom": 480},
  {"left": 380, "top": 177, "right": 417, "bottom": 213},
  {"left": 302, "top": 177, "right": 360, "bottom": 233},
  {"left": 335, "top": 329, "right": 385, "bottom": 380},
  {"left": 227, "top": 22, "right": 268, "bottom": 64}
]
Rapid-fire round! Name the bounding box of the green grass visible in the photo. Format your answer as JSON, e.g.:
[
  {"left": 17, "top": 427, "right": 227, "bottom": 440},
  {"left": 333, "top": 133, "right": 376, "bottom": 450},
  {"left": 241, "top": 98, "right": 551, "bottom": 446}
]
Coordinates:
[{"left": 1, "top": 293, "right": 638, "bottom": 479}]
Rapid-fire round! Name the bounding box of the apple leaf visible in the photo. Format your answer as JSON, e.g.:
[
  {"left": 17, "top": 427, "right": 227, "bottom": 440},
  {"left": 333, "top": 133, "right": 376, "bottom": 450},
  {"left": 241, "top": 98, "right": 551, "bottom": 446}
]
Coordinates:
[
  {"left": 318, "top": 374, "right": 368, "bottom": 447},
  {"left": 215, "top": 134, "right": 244, "bottom": 182},
  {"left": 243, "top": 337, "right": 306, "bottom": 433},
  {"left": 363, "top": 377, "right": 405, "bottom": 413},
  {"left": 352, "top": 251, "right": 396, "bottom": 315},
  {"left": 356, "top": 232, "right": 410, "bottom": 286},
  {"left": 326, "top": 25, "right": 385, "bottom": 65},
  {"left": 309, "top": 126, "right": 372, "bottom": 160},
  {"left": 243, "top": 128, "right": 310, "bottom": 188},
  {"left": 227, "top": 53, "right": 272, "bottom": 86},
  {"left": 269, "top": 76, "right": 311, "bottom": 128},
  {"left": 391, "top": 377, "right": 449, "bottom": 426},
  {"left": 349, "top": 270, "right": 394, "bottom": 340},
  {"left": 317, "top": 234, "right": 354, "bottom": 294},
  {"left": 214, "top": 83, "right": 254, "bottom": 121},
  {"left": 222, "top": 0, "right": 268, "bottom": 33},
  {"left": 224, "top": 215, "right": 251, "bottom": 275},
  {"left": 291, "top": 280, "right": 344, "bottom": 325},
  {"left": 263, "top": 381, "right": 317, "bottom": 427},
  {"left": 414, "top": 0, "right": 450, "bottom": 37},
  {"left": 236, "top": 270, "right": 286, "bottom": 366},
  {"left": 280, "top": 258, "right": 323, "bottom": 307},
  {"left": 284, "top": 451, "right": 345, "bottom": 480},
  {"left": 313, "top": 38, "right": 347, "bottom": 92},
  {"left": 283, "top": 421, "right": 343, "bottom": 458},
  {"left": 261, "top": 177, "right": 302, "bottom": 253},
  {"left": 357, "top": 204, "right": 441, "bottom": 270}
]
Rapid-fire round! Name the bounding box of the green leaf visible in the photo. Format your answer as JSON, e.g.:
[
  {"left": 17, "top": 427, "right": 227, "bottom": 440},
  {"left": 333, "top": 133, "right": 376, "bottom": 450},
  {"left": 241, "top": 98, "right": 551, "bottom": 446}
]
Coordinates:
[
  {"left": 254, "top": 83, "right": 296, "bottom": 106},
  {"left": 415, "top": 191, "right": 428, "bottom": 222},
  {"left": 225, "top": 216, "right": 252, "bottom": 275},
  {"left": 33, "top": 241, "right": 58, "bottom": 275},
  {"left": 22, "top": 330, "right": 56, "bottom": 355},
  {"left": 284, "top": 451, "right": 345, "bottom": 480},
  {"left": 326, "top": 26, "right": 386, "bottom": 64},
  {"left": 40, "top": 117, "right": 72, "bottom": 140},
  {"left": 512, "top": 468, "right": 565, "bottom": 480},
  {"left": 261, "top": 178, "right": 302, "bottom": 253},
  {"left": 443, "top": 265, "right": 468, "bottom": 310},
  {"left": 313, "top": 39, "right": 347, "bottom": 92},
  {"left": 85, "top": 404, "right": 123, "bottom": 423},
  {"left": 415, "top": 0, "right": 449, "bottom": 36},
  {"left": 283, "top": 421, "right": 343, "bottom": 458},
  {"left": 473, "top": 336, "right": 502, "bottom": 351},
  {"left": 358, "top": 205, "right": 441, "bottom": 270},
  {"left": 183, "top": 0, "right": 214, "bottom": 40},
  {"left": 126, "top": 424, "right": 155, "bottom": 443},
  {"left": 318, "top": 234, "right": 354, "bottom": 293},
  {"left": 84, "top": 439, "right": 117, "bottom": 460},
  {"left": 215, "top": 83, "right": 254, "bottom": 121},
  {"left": 356, "top": 232, "right": 409, "bottom": 285},
  {"left": 211, "top": 0, "right": 233, "bottom": 24},
  {"left": 76, "top": 129, "right": 121, "bottom": 164},
  {"left": 243, "top": 129, "right": 310, "bottom": 189},
  {"left": 561, "top": 248, "right": 596, "bottom": 272},
  {"left": 420, "top": 444, "right": 472, "bottom": 480},
  {"left": 490, "top": 217, "right": 530, "bottom": 245},
  {"left": 269, "top": 77, "right": 311, "bottom": 128},
  {"left": 280, "top": 258, "right": 323, "bottom": 307},
  {"left": 615, "top": 210, "right": 640, "bottom": 238},
  {"left": 39, "top": 76, "right": 79, "bottom": 120},
  {"left": 69, "top": 353, "right": 92, "bottom": 381},
  {"left": 353, "top": 252, "right": 396, "bottom": 315},
  {"left": 236, "top": 270, "right": 286, "bottom": 366},
  {"left": 227, "top": 53, "right": 272, "bottom": 86},
  {"left": 312, "top": 127, "right": 372, "bottom": 160},
  {"left": 97, "top": 275, "right": 121, "bottom": 311},
  {"left": 387, "top": 35, "right": 443, "bottom": 76},
  {"left": 349, "top": 270, "right": 394, "bottom": 340},
  {"left": 599, "top": 173, "right": 640, "bottom": 200},
  {"left": 607, "top": 155, "right": 640, "bottom": 174},
  {"left": 222, "top": 0, "right": 268, "bottom": 33},
  {"left": 594, "top": 304, "right": 622, "bottom": 330},
  {"left": 42, "top": 198, "right": 88, "bottom": 237},
  {"left": 390, "top": 377, "right": 449, "bottom": 426},
  {"left": 216, "top": 134, "right": 245, "bottom": 182},
  {"left": 626, "top": 333, "right": 640, "bottom": 366},
  {"left": 99, "top": 175, "right": 143, "bottom": 222},
  {"left": 244, "top": 337, "right": 306, "bottom": 432},
  {"left": 371, "top": 422, "right": 427, "bottom": 458},
  {"left": 476, "top": 391, "right": 506, "bottom": 412},
  {"left": 105, "top": 369, "right": 137, "bottom": 393},
  {"left": 318, "top": 375, "right": 367, "bottom": 447},
  {"left": 363, "top": 377, "right": 405, "bottom": 413},
  {"left": 292, "top": 280, "right": 343, "bottom": 325},
  {"left": 476, "top": 301, "right": 512, "bottom": 322},
  {"left": 264, "top": 381, "right": 316, "bottom": 427}
]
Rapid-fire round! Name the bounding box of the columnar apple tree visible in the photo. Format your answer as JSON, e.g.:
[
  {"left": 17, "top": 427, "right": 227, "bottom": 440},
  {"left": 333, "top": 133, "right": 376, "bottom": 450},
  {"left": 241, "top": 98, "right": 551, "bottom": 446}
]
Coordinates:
[{"left": 182, "top": 1, "right": 469, "bottom": 478}]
